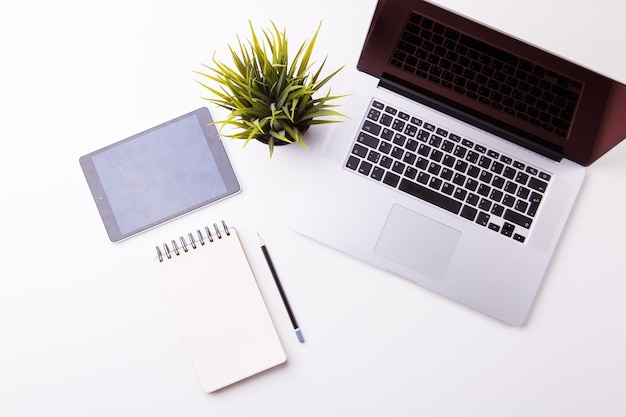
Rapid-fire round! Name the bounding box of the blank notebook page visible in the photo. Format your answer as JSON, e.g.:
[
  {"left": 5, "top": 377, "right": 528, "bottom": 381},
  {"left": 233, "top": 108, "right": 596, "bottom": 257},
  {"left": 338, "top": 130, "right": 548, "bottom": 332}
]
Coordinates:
[{"left": 155, "top": 227, "right": 286, "bottom": 393}]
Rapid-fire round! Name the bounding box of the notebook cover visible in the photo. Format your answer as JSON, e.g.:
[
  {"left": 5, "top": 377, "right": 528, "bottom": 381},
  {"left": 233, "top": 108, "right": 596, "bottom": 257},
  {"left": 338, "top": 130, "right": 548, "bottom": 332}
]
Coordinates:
[{"left": 155, "top": 227, "right": 286, "bottom": 393}]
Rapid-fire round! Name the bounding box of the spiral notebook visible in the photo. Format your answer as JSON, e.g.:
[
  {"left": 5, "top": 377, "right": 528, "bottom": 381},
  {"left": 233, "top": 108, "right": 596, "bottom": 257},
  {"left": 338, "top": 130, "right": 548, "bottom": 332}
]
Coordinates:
[{"left": 154, "top": 221, "right": 286, "bottom": 393}]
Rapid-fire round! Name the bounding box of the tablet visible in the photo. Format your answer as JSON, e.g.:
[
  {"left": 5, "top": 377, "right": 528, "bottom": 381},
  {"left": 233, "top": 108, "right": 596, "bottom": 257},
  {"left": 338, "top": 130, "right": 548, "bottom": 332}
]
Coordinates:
[{"left": 80, "top": 108, "right": 240, "bottom": 242}]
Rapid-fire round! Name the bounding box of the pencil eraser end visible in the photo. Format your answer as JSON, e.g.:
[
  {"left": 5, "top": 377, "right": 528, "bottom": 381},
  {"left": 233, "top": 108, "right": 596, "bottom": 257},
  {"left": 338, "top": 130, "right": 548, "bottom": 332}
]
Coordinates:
[{"left": 295, "top": 329, "right": 305, "bottom": 343}]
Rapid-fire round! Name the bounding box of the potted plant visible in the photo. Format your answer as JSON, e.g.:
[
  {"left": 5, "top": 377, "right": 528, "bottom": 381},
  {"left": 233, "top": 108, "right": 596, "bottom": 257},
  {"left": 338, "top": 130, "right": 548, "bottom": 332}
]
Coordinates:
[{"left": 195, "top": 21, "right": 346, "bottom": 156}]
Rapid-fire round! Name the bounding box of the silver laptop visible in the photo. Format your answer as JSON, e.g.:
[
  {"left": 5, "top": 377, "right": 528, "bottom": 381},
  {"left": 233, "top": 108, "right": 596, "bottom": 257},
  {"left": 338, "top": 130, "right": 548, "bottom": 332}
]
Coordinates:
[{"left": 289, "top": 0, "right": 626, "bottom": 325}]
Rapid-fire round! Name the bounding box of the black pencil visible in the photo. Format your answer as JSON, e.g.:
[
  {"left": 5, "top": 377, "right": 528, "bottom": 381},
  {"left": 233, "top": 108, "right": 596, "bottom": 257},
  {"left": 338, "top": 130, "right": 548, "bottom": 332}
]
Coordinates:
[{"left": 258, "top": 233, "right": 304, "bottom": 343}]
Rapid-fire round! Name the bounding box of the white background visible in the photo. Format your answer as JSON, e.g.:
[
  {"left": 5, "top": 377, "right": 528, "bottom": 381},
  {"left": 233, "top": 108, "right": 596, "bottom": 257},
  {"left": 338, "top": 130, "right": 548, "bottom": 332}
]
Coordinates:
[{"left": 1, "top": 1, "right": 625, "bottom": 416}]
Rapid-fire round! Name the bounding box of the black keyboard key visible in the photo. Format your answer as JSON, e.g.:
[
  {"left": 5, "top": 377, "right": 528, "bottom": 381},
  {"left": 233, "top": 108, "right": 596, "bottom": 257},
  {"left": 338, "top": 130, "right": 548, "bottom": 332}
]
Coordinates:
[
  {"left": 501, "top": 222, "right": 515, "bottom": 237},
  {"left": 529, "top": 192, "right": 543, "bottom": 204},
  {"left": 466, "top": 179, "right": 479, "bottom": 191},
  {"left": 429, "top": 135, "right": 443, "bottom": 148},
  {"left": 440, "top": 168, "right": 454, "bottom": 181},
  {"left": 515, "top": 200, "right": 529, "bottom": 213},
  {"left": 513, "top": 160, "right": 525, "bottom": 170},
  {"left": 478, "top": 198, "right": 492, "bottom": 211},
  {"left": 504, "top": 209, "right": 533, "bottom": 229},
  {"left": 490, "top": 161, "right": 505, "bottom": 174},
  {"left": 418, "top": 143, "right": 431, "bottom": 156},
  {"left": 367, "top": 150, "right": 381, "bottom": 164},
  {"left": 381, "top": 127, "right": 394, "bottom": 141},
  {"left": 429, "top": 177, "right": 443, "bottom": 190},
  {"left": 461, "top": 138, "right": 474, "bottom": 148},
  {"left": 399, "top": 179, "right": 462, "bottom": 214},
  {"left": 441, "top": 182, "right": 455, "bottom": 195},
  {"left": 453, "top": 145, "right": 467, "bottom": 158},
  {"left": 539, "top": 171, "right": 552, "bottom": 181},
  {"left": 379, "top": 141, "right": 392, "bottom": 154},
  {"left": 431, "top": 150, "right": 444, "bottom": 162},
  {"left": 428, "top": 162, "right": 442, "bottom": 176},
  {"left": 346, "top": 155, "right": 359, "bottom": 170},
  {"left": 443, "top": 154, "right": 456, "bottom": 168},
  {"left": 358, "top": 161, "right": 373, "bottom": 176},
  {"left": 492, "top": 176, "right": 506, "bottom": 189},
  {"left": 362, "top": 120, "right": 382, "bottom": 135},
  {"left": 454, "top": 188, "right": 468, "bottom": 201},
  {"left": 478, "top": 156, "right": 491, "bottom": 169},
  {"left": 380, "top": 114, "right": 394, "bottom": 127},
  {"left": 504, "top": 181, "right": 518, "bottom": 194},
  {"left": 391, "top": 146, "right": 405, "bottom": 159},
  {"left": 372, "top": 101, "right": 384, "bottom": 110},
  {"left": 405, "top": 166, "right": 418, "bottom": 180},
  {"left": 528, "top": 177, "right": 548, "bottom": 193},
  {"left": 477, "top": 183, "right": 491, "bottom": 197},
  {"left": 491, "top": 204, "right": 504, "bottom": 217},
  {"left": 442, "top": 140, "right": 455, "bottom": 153},
  {"left": 525, "top": 166, "right": 539, "bottom": 176},
  {"left": 392, "top": 119, "right": 406, "bottom": 132},
  {"left": 417, "top": 129, "right": 430, "bottom": 141},
  {"left": 368, "top": 108, "right": 381, "bottom": 121},
  {"left": 371, "top": 166, "right": 385, "bottom": 181},
  {"left": 515, "top": 171, "right": 529, "bottom": 185},
  {"left": 383, "top": 171, "right": 401, "bottom": 187},
  {"left": 466, "top": 193, "right": 480, "bottom": 206},
  {"left": 479, "top": 170, "right": 493, "bottom": 184},
  {"left": 352, "top": 143, "right": 368, "bottom": 158},
  {"left": 416, "top": 172, "right": 430, "bottom": 185},
  {"left": 516, "top": 186, "right": 530, "bottom": 200},
  {"left": 476, "top": 211, "right": 490, "bottom": 226},
  {"left": 460, "top": 205, "right": 478, "bottom": 221},
  {"left": 490, "top": 189, "right": 504, "bottom": 203},
  {"left": 513, "top": 234, "right": 526, "bottom": 243},
  {"left": 452, "top": 173, "right": 466, "bottom": 186},
  {"left": 503, "top": 166, "right": 517, "bottom": 179},
  {"left": 455, "top": 160, "right": 469, "bottom": 173},
  {"left": 502, "top": 194, "right": 516, "bottom": 208},
  {"left": 392, "top": 161, "right": 406, "bottom": 174},
  {"left": 380, "top": 155, "right": 393, "bottom": 169},
  {"left": 467, "top": 165, "right": 481, "bottom": 178},
  {"left": 405, "top": 139, "right": 419, "bottom": 152},
  {"left": 416, "top": 157, "right": 429, "bottom": 170}
]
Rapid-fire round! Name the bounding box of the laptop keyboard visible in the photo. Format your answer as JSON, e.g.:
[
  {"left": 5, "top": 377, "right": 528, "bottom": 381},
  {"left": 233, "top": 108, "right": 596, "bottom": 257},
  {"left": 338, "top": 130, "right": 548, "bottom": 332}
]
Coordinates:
[
  {"left": 390, "top": 12, "right": 583, "bottom": 139},
  {"left": 345, "top": 99, "right": 553, "bottom": 244}
]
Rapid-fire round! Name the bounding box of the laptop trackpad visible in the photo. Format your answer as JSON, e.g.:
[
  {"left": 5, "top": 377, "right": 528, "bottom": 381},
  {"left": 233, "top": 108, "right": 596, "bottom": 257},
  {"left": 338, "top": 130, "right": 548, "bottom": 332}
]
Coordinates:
[{"left": 375, "top": 205, "right": 461, "bottom": 280}]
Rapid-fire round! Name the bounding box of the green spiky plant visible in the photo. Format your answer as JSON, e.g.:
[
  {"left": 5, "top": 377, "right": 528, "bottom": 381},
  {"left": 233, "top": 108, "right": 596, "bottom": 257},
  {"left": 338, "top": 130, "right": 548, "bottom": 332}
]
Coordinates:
[{"left": 194, "top": 21, "right": 346, "bottom": 156}]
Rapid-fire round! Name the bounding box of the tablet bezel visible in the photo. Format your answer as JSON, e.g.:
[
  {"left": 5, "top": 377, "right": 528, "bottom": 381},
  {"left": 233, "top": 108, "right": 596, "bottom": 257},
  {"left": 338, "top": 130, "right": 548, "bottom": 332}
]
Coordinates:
[{"left": 79, "top": 107, "right": 241, "bottom": 242}]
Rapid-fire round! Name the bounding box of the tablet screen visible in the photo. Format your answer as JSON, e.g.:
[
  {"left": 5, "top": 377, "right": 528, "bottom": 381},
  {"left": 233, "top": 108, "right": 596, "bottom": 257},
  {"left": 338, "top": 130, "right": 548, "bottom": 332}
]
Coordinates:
[{"left": 80, "top": 108, "right": 240, "bottom": 242}]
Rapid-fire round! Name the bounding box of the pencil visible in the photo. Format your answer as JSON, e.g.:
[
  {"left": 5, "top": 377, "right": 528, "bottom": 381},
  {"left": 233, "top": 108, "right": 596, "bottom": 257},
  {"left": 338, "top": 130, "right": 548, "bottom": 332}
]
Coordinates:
[{"left": 258, "top": 233, "right": 305, "bottom": 343}]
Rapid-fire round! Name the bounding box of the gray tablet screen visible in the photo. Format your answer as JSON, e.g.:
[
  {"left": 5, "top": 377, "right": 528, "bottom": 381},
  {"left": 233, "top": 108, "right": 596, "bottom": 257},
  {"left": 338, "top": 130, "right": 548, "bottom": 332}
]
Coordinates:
[{"left": 80, "top": 108, "right": 240, "bottom": 241}]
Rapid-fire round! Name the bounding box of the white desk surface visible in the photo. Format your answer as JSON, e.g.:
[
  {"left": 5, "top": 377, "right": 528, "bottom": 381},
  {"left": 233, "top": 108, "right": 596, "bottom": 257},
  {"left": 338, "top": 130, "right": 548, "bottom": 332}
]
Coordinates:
[{"left": 1, "top": 1, "right": 625, "bottom": 415}]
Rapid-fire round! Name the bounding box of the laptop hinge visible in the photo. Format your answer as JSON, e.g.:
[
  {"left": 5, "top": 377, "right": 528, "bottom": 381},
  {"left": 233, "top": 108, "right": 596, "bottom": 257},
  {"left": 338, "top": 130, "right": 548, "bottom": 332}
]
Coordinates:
[{"left": 379, "top": 76, "right": 564, "bottom": 162}]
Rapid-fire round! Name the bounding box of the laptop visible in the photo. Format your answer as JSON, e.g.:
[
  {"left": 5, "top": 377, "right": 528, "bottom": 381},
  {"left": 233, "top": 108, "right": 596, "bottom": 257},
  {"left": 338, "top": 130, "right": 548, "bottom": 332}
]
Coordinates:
[{"left": 289, "top": 0, "right": 626, "bottom": 325}]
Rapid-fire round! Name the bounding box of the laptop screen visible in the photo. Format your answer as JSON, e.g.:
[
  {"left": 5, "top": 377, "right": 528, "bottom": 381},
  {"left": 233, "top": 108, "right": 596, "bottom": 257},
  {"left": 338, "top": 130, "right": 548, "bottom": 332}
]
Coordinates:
[{"left": 358, "top": 0, "right": 625, "bottom": 165}]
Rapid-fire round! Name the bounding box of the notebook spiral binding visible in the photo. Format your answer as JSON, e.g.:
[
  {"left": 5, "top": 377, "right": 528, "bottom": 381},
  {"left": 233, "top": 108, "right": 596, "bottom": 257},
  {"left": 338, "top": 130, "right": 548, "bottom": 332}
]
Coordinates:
[{"left": 156, "top": 220, "right": 231, "bottom": 262}]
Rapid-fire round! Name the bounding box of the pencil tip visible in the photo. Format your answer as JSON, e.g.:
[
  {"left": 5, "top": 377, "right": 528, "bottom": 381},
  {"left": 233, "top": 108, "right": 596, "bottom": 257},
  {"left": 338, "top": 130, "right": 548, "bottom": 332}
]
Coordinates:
[{"left": 257, "top": 233, "right": 264, "bottom": 246}]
